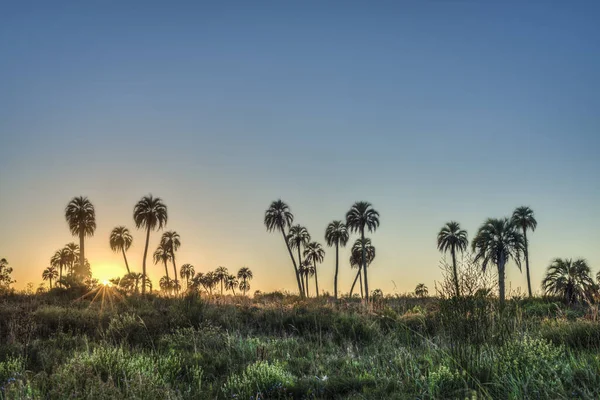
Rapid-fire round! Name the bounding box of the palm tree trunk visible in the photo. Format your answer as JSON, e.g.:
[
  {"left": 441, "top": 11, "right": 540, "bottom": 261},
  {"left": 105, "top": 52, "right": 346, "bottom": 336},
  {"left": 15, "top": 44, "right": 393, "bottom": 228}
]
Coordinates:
[
  {"left": 121, "top": 248, "right": 131, "bottom": 274},
  {"left": 334, "top": 243, "right": 339, "bottom": 299},
  {"left": 50, "top": 278, "right": 53, "bottom": 289},
  {"left": 171, "top": 253, "right": 178, "bottom": 293},
  {"left": 305, "top": 273, "right": 310, "bottom": 297},
  {"left": 349, "top": 266, "right": 362, "bottom": 297},
  {"left": 451, "top": 246, "right": 460, "bottom": 298},
  {"left": 359, "top": 272, "right": 363, "bottom": 298},
  {"left": 59, "top": 265, "right": 63, "bottom": 286},
  {"left": 280, "top": 226, "right": 304, "bottom": 297},
  {"left": 297, "top": 246, "right": 306, "bottom": 296},
  {"left": 498, "top": 253, "right": 506, "bottom": 309},
  {"left": 163, "top": 260, "right": 170, "bottom": 280},
  {"left": 314, "top": 260, "right": 319, "bottom": 297},
  {"left": 142, "top": 226, "right": 151, "bottom": 295},
  {"left": 361, "top": 228, "right": 369, "bottom": 302},
  {"left": 79, "top": 225, "right": 85, "bottom": 277},
  {"left": 523, "top": 229, "right": 532, "bottom": 297},
  {"left": 221, "top": 280, "right": 224, "bottom": 295}
]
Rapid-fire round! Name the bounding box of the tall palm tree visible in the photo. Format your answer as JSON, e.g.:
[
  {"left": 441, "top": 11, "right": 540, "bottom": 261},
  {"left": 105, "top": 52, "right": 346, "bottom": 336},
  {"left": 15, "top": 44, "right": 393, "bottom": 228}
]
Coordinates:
[
  {"left": 325, "top": 221, "right": 349, "bottom": 299},
  {"left": 237, "top": 267, "right": 253, "bottom": 296},
  {"left": 225, "top": 274, "right": 239, "bottom": 295},
  {"left": 300, "top": 260, "right": 315, "bottom": 297},
  {"left": 109, "top": 226, "right": 133, "bottom": 274},
  {"left": 65, "top": 197, "right": 96, "bottom": 275},
  {"left": 511, "top": 206, "right": 538, "bottom": 297},
  {"left": 215, "top": 266, "right": 229, "bottom": 295},
  {"left": 437, "top": 221, "right": 468, "bottom": 298},
  {"left": 160, "top": 231, "right": 181, "bottom": 292},
  {"left": 346, "top": 202, "right": 380, "bottom": 302},
  {"left": 543, "top": 258, "right": 594, "bottom": 305},
  {"left": 153, "top": 243, "right": 172, "bottom": 281},
  {"left": 287, "top": 225, "right": 311, "bottom": 296},
  {"left": 134, "top": 195, "right": 168, "bottom": 295},
  {"left": 180, "top": 264, "right": 195, "bottom": 290},
  {"left": 349, "top": 238, "right": 376, "bottom": 297},
  {"left": 42, "top": 266, "right": 58, "bottom": 289},
  {"left": 264, "top": 200, "right": 303, "bottom": 296},
  {"left": 471, "top": 218, "right": 525, "bottom": 307},
  {"left": 64, "top": 242, "right": 80, "bottom": 276},
  {"left": 304, "top": 242, "right": 325, "bottom": 297}
]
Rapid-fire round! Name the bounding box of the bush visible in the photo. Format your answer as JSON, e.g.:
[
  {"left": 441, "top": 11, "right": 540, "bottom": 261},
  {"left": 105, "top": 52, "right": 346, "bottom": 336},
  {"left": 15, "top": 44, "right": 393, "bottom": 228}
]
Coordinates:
[{"left": 222, "top": 361, "right": 295, "bottom": 399}]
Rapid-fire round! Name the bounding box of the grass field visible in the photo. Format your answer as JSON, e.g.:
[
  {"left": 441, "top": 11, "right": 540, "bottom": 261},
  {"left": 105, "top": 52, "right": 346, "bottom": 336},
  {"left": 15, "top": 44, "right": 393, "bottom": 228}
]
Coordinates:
[{"left": 1, "top": 289, "right": 600, "bottom": 399}]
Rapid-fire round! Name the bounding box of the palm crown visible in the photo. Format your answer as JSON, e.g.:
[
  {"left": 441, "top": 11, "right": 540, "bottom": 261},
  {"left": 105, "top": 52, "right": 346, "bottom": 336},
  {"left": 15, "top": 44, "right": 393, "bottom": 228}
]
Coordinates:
[
  {"left": 350, "top": 238, "right": 375, "bottom": 268},
  {"left": 304, "top": 242, "right": 325, "bottom": 265},
  {"left": 134, "top": 195, "right": 168, "bottom": 231},
  {"left": 542, "top": 258, "right": 594, "bottom": 304},
  {"left": 437, "top": 222, "right": 468, "bottom": 253},
  {"left": 65, "top": 197, "right": 96, "bottom": 238},
  {"left": 287, "top": 225, "right": 311, "bottom": 251},
  {"left": 511, "top": 206, "right": 537, "bottom": 232},
  {"left": 264, "top": 200, "right": 294, "bottom": 233},
  {"left": 110, "top": 226, "right": 133, "bottom": 253},
  {"left": 325, "top": 221, "right": 349, "bottom": 247},
  {"left": 346, "top": 202, "right": 380, "bottom": 234}
]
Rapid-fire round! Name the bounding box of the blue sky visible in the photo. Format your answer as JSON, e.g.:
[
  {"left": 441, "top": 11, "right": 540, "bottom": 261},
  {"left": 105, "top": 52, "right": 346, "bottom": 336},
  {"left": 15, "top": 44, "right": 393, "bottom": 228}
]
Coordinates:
[{"left": 1, "top": 1, "right": 599, "bottom": 294}]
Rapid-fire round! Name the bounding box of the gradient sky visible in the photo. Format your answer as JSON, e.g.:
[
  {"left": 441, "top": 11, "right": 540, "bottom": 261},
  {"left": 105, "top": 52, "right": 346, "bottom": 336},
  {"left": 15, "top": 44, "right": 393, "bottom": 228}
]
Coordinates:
[{"left": 1, "top": 1, "right": 599, "bottom": 295}]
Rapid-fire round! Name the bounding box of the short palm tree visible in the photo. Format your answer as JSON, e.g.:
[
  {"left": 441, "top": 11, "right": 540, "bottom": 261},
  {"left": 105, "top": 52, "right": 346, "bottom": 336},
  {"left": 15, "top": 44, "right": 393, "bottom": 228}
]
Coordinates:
[
  {"left": 437, "top": 221, "right": 468, "bottom": 298},
  {"left": 180, "top": 263, "right": 195, "bottom": 290},
  {"left": 511, "top": 206, "right": 538, "bottom": 297},
  {"left": 51, "top": 248, "right": 70, "bottom": 285},
  {"left": 237, "top": 267, "right": 253, "bottom": 296},
  {"left": 471, "top": 218, "right": 525, "bottom": 307},
  {"left": 64, "top": 242, "right": 80, "bottom": 275},
  {"left": 65, "top": 196, "right": 96, "bottom": 275},
  {"left": 159, "top": 276, "right": 173, "bottom": 294},
  {"left": 203, "top": 271, "right": 218, "bottom": 296},
  {"left": 123, "top": 272, "right": 145, "bottom": 294},
  {"left": 325, "top": 221, "right": 349, "bottom": 299},
  {"left": 109, "top": 226, "right": 133, "bottom": 274},
  {"left": 349, "top": 238, "right": 376, "bottom": 297},
  {"left": 134, "top": 195, "right": 168, "bottom": 295},
  {"left": 300, "top": 260, "right": 315, "bottom": 297},
  {"left": 415, "top": 283, "right": 428, "bottom": 298},
  {"left": 42, "top": 266, "right": 58, "bottom": 289},
  {"left": 264, "top": 200, "right": 303, "bottom": 296},
  {"left": 304, "top": 242, "right": 325, "bottom": 297},
  {"left": 215, "top": 266, "right": 229, "bottom": 295},
  {"left": 543, "top": 258, "right": 594, "bottom": 305},
  {"left": 153, "top": 243, "right": 172, "bottom": 281},
  {"left": 160, "top": 231, "right": 181, "bottom": 293},
  {"left": 225, "top": 274, "right": 239, "bottom": 295},
  {"left": 287, "top": 225, "right": 311, "bottom": 296},
  {"left": 346, "top": 202, "right": 380, "bottom": 302}
]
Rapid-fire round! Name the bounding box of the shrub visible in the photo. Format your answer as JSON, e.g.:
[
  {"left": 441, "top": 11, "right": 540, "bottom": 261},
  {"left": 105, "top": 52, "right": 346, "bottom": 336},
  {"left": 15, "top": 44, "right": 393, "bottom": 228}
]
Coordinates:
[{"left": 222, "top": 361, "right": 295, "bottom": 399}]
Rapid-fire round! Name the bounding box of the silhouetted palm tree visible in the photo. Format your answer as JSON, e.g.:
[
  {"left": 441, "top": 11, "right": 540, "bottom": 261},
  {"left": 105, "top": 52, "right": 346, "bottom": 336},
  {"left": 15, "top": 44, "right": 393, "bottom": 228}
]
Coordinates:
[
  {"left": 109, "top": 226, "right": 133, "bottom": 274},
  {"left": 159, "top": 276, "right": 173, "bottom": 294},
  {"left": 237, "top": 267, "right": 253, "bottom": 296},
  {"left": 287, "top": 225, "right": 311, "bottom": 296},
  {"left": 123, "top": 272, "right": 146, "bottom": 294},
  {"left": 153, "top": 243, "right": 172, "bottom": 281},
  {"left": 180, "top": 263, "right": 195, "bottom": 290},
  {"left": 264, "top": 200, "right": 303, "bottom": 296},
  {"left": 64, "top": 242, "right": 80, "bottom": 276},
  {"left": 51, "top": 248, "right": 70, "bottom": 286},
  {"left": 346, "top": 202, "right": 379, "bottom": 302},
  {"left": 300, "top": 260, "right": 315, "bottom": 297},
  {"left": 543, "top": 258, "right": 594, "bottom": 305},
  {"left": 325, "top": 220, "right": 349, "bottom": 299},
  {"left": 349, "top": 238, "right": 375, "bottom": 298},
  {"left": 65, "top": 196, "right": 96, "bottom": 275},
  {"left": 511, "top": 206, "right": 538, "bottom": 297},
  {"left": 225, "top": 274, "right": 239, "bottom": 295},
  {"left": 214, "top": 266, "right": 229, "bottom": 295},
  {"left": 203, "top": 271, "right": 218, "bottom": 296},
  {"left": 437, "top": 221, "right": 468, "bottom": 298},
  {"left": 472, "top": 218, "right": 525, "bottom": 307},
  {"left": 304, "top": 242, "right": 325, "bottom": 297},
  {"left": 161, "top": 230, "right": 181, "bottom": 293},
  {"left": 415, "top": 283, "right": 428, "bottom": 298},
  {"left": 42, "top": 266, "right": 58, "bottom": 289},
  {"left": 134, "top": 195, "right": 168, "bottom": 295}
]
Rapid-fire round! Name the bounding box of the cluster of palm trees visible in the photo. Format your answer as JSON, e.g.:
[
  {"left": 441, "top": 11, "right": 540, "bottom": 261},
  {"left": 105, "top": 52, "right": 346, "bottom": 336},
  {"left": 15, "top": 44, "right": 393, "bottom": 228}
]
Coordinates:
[
  {"left": 174, "top": 266, "right": 254, "bottom": 296},
  {"left": 44, "top": 242, "right": 93, "bottom": 288},
  {"left": 265, "top": 200, "right": 380, "bottom": 301}
]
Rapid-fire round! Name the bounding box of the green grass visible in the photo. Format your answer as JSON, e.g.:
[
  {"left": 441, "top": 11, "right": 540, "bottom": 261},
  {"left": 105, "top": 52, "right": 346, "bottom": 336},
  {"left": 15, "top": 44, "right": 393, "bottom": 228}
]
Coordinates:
[{"left": 1, "top": 291, "right": 600, "bottom": 399}]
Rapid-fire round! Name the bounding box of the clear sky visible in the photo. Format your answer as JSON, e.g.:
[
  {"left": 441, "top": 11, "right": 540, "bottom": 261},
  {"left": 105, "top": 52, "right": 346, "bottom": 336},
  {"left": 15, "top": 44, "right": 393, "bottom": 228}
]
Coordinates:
[{"left": 1, "top": 1, "right": 599, "bottom": 295}]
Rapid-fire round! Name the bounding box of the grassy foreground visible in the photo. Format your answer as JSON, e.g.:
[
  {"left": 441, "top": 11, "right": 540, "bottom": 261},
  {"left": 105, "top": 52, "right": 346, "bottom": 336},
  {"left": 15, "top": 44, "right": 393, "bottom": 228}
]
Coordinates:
[{"left": 1, "top": 291, "right": 600, "bottom": 399}]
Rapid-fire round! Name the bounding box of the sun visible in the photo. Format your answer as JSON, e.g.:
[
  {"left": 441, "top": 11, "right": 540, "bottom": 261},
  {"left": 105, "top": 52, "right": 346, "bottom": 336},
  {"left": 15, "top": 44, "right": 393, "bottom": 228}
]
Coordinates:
[{"left": 102, "top": 280, "right": 112, "bottom": 287}]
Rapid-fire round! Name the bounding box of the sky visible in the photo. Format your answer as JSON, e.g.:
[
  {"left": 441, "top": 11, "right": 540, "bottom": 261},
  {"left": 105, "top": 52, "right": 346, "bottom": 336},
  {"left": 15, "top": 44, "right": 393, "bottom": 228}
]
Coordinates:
[{"left": 1, "top": 1, "right": 599, "bottom": 295}]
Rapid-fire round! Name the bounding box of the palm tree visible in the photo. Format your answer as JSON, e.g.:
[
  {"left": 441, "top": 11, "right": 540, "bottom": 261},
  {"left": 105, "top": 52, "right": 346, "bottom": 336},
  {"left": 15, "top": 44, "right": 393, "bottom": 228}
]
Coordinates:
[
  {"left": 264, "top": 200, "right": 303, "bottom": 296},
  {"left": 300, "top": 260, "right": 315, "bottom": 297},
  {"left": 159, "top": 276, "right": 173, "bottom": 294},
  {"left": 346, "top": 202, "right": 380, "bottom": 302},
  {"left": 190, "top": 272, "right": 204, "bottom": 295},
  {"left": 42, "top": 266, "right": 58, "bottom": 289},
  {"left": 543, "top": 258, "right": 594, "bottom": 305},
  {"left": 109, "top": 226, "right": 133, "bottom": 274},
  {"left": 237, "top": 267, "right": 253, "bottom": 296},
  {"left": 287, "top": 225, "right": 311, "bottom": 296},
  {"left": 511, "top": 206, "right": 538, "bottom": 297},
  {"left": 325, "top": 220, "right": 349, "bottom": 299},
  {"left": 225, "top": 274, "right": 239, "bottom": 295},
  {"left": 51, "top": 248, "right": 70, "bottom": 285},
  {"left": 215, "top": 266, "right": 229, "bottom": 295},
  {"left": 180, "top": 263, "right": 195, "bottom": 290},
  {"left": 153, "top": 243, "right": 172, "bottom": 281},
  {"left": 64, "top": 242, "right": 80, "bottom": 275},
  {"left": 134, "top": 195, "right": 168, "bottom": 295},
  {"left": 437, "top": 221, "right": 468, "bottom": 298},
  {"left": 415, "top": 283, "right": 428, "bottom": 298},
  {"left": 65, "top": 197, "right": 96, "bottom": 275},
  {"left": 304, "top": 242, "right": 325, "bottom": 297},
  {"left": 349, "top": 238, "right": 376, "bottom": 297},
  {"left": 471, "top": 218, "right": 525, "bottom": 307},
  {"left": 160, "top": 231, "right": 181, "bottom": 292}
]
